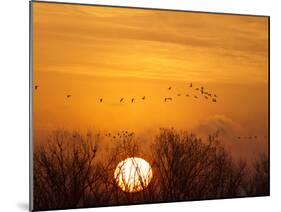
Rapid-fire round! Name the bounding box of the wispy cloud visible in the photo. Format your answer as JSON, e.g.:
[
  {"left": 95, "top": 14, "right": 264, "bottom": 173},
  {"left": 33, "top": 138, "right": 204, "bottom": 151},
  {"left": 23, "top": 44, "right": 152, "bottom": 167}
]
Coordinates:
[{"left": 33, "top": 2, "right": 268, "bottom": 83}]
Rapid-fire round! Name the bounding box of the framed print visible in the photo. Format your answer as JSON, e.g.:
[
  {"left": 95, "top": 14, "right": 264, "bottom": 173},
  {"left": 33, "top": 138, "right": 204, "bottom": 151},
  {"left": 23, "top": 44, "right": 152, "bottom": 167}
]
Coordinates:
[{"left": 30, "top": 1, "right": 270, "bottom": 211}]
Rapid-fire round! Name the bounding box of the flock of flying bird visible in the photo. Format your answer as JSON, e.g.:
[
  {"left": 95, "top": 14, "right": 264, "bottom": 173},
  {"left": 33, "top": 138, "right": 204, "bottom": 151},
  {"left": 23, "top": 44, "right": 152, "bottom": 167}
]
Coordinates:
[
  {"left": 35, "top": 82, "right": 218, "bottom": 104},
  {"left": 35, "top": 84, "right": 268, "bottom": 142},
  {"left": 164, "top": 83, "right": 218, "bottom": 103},
  {"left": 236, "top": 135, "right": 267, "bottom": 140},
  {"left": 100, "top": 95, "right": 146, "bottom": 104},
  {"left": 103, "top": 130, "right": 135, "bottom": 140}
]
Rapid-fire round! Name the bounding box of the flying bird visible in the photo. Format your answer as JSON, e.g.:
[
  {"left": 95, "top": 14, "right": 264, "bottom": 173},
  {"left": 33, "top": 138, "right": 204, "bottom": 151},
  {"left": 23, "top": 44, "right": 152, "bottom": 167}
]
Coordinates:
[
  {"left": 35, "top": 85, "right": 38, "bottom": 90},
  {"left": 142, "top": 96, "right": 146, "bottom": 100},
  {"left": 186, "top": 94, "right": 189, "bottom": 97},
  {"left": 99, "top": 98, "right": 103, "bottom": 103},
  {"left": 164, "top": 97, "right": 172, "bottom": 102},
  {"left": 120, "top": 98, "right": 124, "bottom": 102},
  {"left": 177, "top": 94, "right": 181, "bottom": 96},
  {"left": 168, "top": 86, "right": 172, "bottom": 90},
  {"left": 212, "top": 98, "right": 217, "bottom": 102},
  {"left": 66, "top": 95, "right": 71, "bottom": 98},
  {"left": 189, "top": 83, "right": 192, "bottom": 88},
  {"left": 195, "top": 88, "right": 199, "bottom": 91},
  {"left": 131, "top": 98, "right": 135, "bottom": 103},
  {"left": 194, "top": 95, "right": 198, "bottom": 98}
]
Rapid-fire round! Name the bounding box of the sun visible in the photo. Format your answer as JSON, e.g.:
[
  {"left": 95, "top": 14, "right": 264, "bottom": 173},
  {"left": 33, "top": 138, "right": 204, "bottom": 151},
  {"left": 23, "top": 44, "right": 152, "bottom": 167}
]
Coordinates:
[{"left": 114, "top": 157, "right": 153, "bottom": 192}]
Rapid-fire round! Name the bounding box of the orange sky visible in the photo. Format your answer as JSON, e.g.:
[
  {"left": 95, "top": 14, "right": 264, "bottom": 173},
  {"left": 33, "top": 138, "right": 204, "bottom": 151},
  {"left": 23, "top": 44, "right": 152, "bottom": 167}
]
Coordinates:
[{"left": 32, "top": 2, "right": 268, "bottom": 161}]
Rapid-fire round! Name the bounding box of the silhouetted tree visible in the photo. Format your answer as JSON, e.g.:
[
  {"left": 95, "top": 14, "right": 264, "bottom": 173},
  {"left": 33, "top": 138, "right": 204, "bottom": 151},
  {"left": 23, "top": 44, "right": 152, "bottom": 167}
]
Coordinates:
[
  {"left": 243, "top": 153, "right": 269, "bottom": 196},
  {"left": 151, "top": 128, "right": 247, "bottom": 201},
  {"left": 33, "top": 128, "right": 268, "bottom": 210},
  {"left": 33, "top": 130, "right": 101, "bottom": 210}
]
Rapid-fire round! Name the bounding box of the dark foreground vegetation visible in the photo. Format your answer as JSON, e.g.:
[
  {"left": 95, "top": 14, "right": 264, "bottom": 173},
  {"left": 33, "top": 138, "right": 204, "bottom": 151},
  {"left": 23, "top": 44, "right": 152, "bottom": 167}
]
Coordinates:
[{"left": 33, "top": 129, "right": 269, "bottom": 211}]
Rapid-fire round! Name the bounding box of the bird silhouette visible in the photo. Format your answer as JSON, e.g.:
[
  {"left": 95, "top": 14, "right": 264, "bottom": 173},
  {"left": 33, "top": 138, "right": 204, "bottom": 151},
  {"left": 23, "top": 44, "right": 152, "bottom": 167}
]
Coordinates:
[
  {"left": 195, "top": 88, "right": 199, "bottom": 91},
  {"left": 99, "top": 98, "right": 103, "bottom": 103},
  {"left": 142, "top": 96, "right": 145, "bottom": 100},
  {"left": 177, "top": 94, "right": 181, "bottom": 96},
  {"left": 194, "top": 95, "right": 198, "bottom": 98},
  {"left": 168, "top": 86, "right": 172, "bottom": 90},
  {"left": 131, "top": 98, "right": 135, "bottom": 103},
  {"left": 190, "top": 83, "right": 192, "bottom": 88},
  {"left": 212, "top": 98, "right": 217, "bottom": 102},
  {"left": 164, "top": 97, "right": 172, "bottom": 102},
  {"left": 214, "top": 94, "right": 217, "bottom": 98},
  {"left": 186, "top": 94, "right": 189, "bottom": 97},
  {"left": 120, "top": 98, "right": 124, "bottom": 102},
  {"left": 66, "top": 95, "right": 71, "bottom": 98},
  {"left": 35, "top": 85, "right": 38, "bottom": 90}
]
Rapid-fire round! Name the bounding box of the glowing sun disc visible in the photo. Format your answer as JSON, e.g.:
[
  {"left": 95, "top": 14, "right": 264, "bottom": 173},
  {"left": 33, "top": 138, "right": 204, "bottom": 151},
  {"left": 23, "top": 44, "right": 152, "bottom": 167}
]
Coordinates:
[{"left": 114, "top": 157, "right": 153, "bottom": 192}]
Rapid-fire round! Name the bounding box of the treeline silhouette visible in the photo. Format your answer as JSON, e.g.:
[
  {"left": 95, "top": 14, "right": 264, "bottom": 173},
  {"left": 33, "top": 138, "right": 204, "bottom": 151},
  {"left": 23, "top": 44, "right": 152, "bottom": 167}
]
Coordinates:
[{"left": 33, "top": 129, "right": 269, "bottom": 210}]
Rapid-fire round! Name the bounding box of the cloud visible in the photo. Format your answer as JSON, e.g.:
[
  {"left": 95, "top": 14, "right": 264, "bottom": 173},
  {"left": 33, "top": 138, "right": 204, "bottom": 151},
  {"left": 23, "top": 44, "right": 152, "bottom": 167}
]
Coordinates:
[
  {"left": 194, "top": 115, "right": 242, "bottom": 138},
  {"left": 193, "top": 115, "right": 268, "bottom": 162},
  {"left": 34, "top": 2, "right": 268, "bottom": 84}
]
